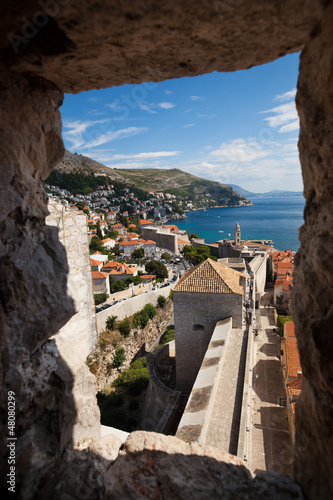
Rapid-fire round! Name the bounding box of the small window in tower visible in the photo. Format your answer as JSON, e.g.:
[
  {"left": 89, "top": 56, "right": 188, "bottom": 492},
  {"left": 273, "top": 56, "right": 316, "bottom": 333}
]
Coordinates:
[{"left": 193, "top": 324, "right": 205, "bottom": 332}]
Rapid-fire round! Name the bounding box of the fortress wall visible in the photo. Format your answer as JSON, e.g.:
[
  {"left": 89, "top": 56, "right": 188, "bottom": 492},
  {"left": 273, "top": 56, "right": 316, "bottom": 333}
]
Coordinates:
[
  {"left": 96, "top": 284, "right": 174, "bottom": 333},
  {"left": 142, "top": 227, "right": 178, "bottom": 254},
  {"left": 142, "top": 342, "right": 182, "bottom": 433},
  {"left": 174, "top": 291, "right": 243, "bottom": 392},
  {"left": 176, "top": 318, "right": 232, "bottom": 443},
  {"left": 249, "top": 254, "right": 267, "bottom": 296},
  {"left": 47, "top": 201, "right": 97, "bottom": 359}
]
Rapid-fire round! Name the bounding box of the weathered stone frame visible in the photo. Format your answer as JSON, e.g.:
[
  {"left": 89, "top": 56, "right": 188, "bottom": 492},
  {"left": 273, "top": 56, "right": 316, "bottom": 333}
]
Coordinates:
[{"left": 0, "top": 1, "right": 332, "bottom": 498}]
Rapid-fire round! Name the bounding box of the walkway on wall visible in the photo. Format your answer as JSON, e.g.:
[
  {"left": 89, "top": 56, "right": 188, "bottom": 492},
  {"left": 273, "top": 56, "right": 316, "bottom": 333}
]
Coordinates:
[
  {"left": 249, "top": 290, "right": 293, "bottom": 476},
  {"left": 205, "top": 326, "right": 248, "bottom": 453}
]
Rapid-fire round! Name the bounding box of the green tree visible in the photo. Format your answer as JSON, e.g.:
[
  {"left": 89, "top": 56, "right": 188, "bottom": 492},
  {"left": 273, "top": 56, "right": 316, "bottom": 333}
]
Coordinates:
[
  {"left": 113, "top": 348, "right": 126, "bottom": 368},
  {"left": 169, "top": 289, "right": 174, "bottom": 301},
  {"left": 157, "top": 295, "right": 167, "bottom": 308},
  {"left": 106, "top": 315, "right": 117, "bottom": 330},
  {"left": 111, "top": 279, "right": 126, "bottom": 293},
  {"left": 133, "top": 275, "right": 142, "bottom": 285},
  {"left": 161, "top": 252, "right": 172, "bottom": 261},
  {"left": 94, "top": 293, "right": 108, "bottom": 305},
  {"left": 143, "top": 303, "right": 157, "bottom": 319},
  {"left": 132, "top": 248, "right": 144, "bottom": 259},
  {"left": 190, "top": 234, "right": 199, "bottom": 239},
  {"left": 89, "top": 236, "right": 104, "bottom": 254},
  {"left": 145, "top": 260, "right": 168, "bottom": 280},
  {"left": 119, "top": 318, "right": 131, "bottom": 337}
]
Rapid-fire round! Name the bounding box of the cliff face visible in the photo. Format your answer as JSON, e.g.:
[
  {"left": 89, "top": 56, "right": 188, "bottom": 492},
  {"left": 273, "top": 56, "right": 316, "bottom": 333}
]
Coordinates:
[{"left": 0, "top": 1, "right": 332, "bottom": 499}]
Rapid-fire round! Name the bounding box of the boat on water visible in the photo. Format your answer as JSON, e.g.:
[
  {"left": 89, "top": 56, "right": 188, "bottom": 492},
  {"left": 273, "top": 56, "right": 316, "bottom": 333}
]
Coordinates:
[
  {"left": 228, "top": 233, "right": 231, "bottom": 237},
  {"left": 218, "top": 230, "right": 224, "bottom": 233},
  {"left": 217, "top": 216, "right": 220, "bottom": 219}
]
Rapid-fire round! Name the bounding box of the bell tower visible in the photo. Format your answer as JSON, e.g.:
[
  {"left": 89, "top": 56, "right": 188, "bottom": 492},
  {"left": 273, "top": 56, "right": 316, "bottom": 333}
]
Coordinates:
[{"left": 234, "top": 222, "right": 241, "bottom": 246}]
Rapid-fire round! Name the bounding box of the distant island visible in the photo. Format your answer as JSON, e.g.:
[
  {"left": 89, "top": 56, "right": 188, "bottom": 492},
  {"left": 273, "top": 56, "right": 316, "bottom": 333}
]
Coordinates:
[{"left": 229, "top": 184, "right": 303, "bottom": 198}]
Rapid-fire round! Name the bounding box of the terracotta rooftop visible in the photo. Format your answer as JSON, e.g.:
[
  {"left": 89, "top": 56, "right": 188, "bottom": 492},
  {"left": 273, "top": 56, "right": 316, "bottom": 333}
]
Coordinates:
[
  {"left": 101, "top": 261, "right": 118, "bottom": 269},
  {"left": 91, "top": 271, "right": 109, "bottom": 279},
  {"left": 177, "top": 238, "right": 189, "bottom": 245},
  {"left": 140, "top": 274, "right": 156, "bottom": 279},
  {"left": 90, "top": 258, "right": 101, "bottom": 267},
  {"left": 285, "top": 337, "right": 302, "bottom": 378},
  {"left": 285, "top": 321, "right": 296, "bottom": 338},
  {"left": 174, "top": 258, "right": 245, "bottom": 295},
  {"left": 143, "top": 240, "right": 156, "bottom": 245}
]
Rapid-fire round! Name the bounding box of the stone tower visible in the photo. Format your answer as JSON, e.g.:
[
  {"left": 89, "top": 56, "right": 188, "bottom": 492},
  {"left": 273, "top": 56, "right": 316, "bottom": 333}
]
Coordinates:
[{"left": 234, "top": 222, "right": 241, "bottom": 247}]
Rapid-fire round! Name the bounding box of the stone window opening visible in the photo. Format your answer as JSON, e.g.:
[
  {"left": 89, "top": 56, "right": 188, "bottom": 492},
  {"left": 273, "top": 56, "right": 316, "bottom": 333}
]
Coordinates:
[{"left": 193, "top": 324, "right": 205, "bottom": 332}]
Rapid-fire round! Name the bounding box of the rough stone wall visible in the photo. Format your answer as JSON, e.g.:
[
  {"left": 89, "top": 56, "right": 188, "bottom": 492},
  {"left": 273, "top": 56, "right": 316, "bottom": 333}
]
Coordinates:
[
  {"left": 293, "top": 5, "right": 333, "bottom": 499},
  {"left": 96, "top": 283, "right": 174, "bottom": 332},
  {"left": 0, "top": 1, "right": 332, "bottom": 498},
  {"left": 142, "top": 226, "right": 178, "bottom": 254},
  {"left": 47, "top": 201, "right": 97, "bottom": 358},
  {"left": 142, "top": 342, "right": 182, "bottom": 433},
  {"left": 249, "top": 254, "right": 267, "bottom": 296},
  {"left": 177, "top": 318, "right": 232, "bottom": 443},
  {"left": 174, "top": 291, "right": 242, "bottom": 391},
  {"left": 0, "top": 72, "right": 78, "bottom": 497}
]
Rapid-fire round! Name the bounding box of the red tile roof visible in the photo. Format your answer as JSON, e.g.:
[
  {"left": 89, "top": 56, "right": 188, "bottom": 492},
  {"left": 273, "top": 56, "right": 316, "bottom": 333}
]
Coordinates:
[
  {"left": 140, "top": 274, "right": 156, "bottom": 279},
  {"left": 285, "top": 337, "right": 302, "bottom": 378},
  {"left": 163, "top": 224, "right": 179, "bottom": 233},
  {"left": 91, "top": 272, "right": 109, "bottom": 279},
  {"left": 90, "top": 258, "right": 102, "bottom": 267},
  {"left": 101, "top": 261, "right": 118, "bottom": 269},
  {"left": 285, "top": 322, "right": 296, "bottom": 338},
  {"left": 143, "top": 240, "right": 156, "bottom": 245}
]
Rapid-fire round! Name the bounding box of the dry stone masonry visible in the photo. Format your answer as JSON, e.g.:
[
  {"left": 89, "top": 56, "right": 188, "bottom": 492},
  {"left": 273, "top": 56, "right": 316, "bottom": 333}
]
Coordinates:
[{"left": 0, "top": 1, "right": 332, "bottom": 498}]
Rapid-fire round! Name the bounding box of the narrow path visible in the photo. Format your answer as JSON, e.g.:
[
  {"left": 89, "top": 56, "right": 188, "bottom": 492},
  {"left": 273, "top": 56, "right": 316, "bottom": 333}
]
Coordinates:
[
  {"left": 205, "top": 328, "right": 245, "bottom": 453},
  {"left": 249, "top": 290, "right": 293, "bottom": 476}
]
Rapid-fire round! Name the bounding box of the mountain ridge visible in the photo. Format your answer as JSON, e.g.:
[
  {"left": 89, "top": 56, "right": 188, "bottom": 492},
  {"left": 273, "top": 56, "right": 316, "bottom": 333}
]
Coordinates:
[{"left": 53, "top": 150, "right": 251, "bottom": 208}]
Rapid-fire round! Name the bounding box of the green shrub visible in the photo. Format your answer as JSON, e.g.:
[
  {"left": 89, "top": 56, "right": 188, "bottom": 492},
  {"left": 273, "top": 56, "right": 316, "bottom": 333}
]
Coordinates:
[
  {"left": 277, "top": 315, "right": 293, "bottom": 336},
  {"left": 113, "top": 347, "right": 126, "bottom": 367},
  {"left": 169, "top": 289, "right": 174, "bottom": 301},
  {"left": 94, "top": 293, "right": 109, "bottom": 305},
  {"left": 100, "top": 337, "right": 107, "bottom": 350},
  {"left": 119, "top": 318, "right": 131, "bottom": 337},
  {"left": 143, "top": 303, "right": 157, "bottom": 319},
  {"left": 139, "top": 310, "right": 149, "bottom": 329},
  {"left": 157, "top": 295, "right": 167, "bottom": 308},
  {"left": 106, "top": 315, "right": 117, "bottom": 330},
  {"left": 112, "top": 357, "right": 149, "bottom": 391}
]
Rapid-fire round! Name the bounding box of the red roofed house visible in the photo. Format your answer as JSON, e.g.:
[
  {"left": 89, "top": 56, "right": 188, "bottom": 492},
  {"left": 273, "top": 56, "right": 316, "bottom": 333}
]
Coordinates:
[
  {"left": 162, "top": 224, "right": 179, "bottom": 233},
  {"left": 143, "top": 239, "right": 156, "bottom": 257},
  {"left": 110, "top": 223, "right": 126, "bottom": 235},
  {"left": 140, "top": 274, "right": 156, "bottom": 283},
  {"left": 119, "top": 240, "right": 141, "bottom": 256},
  {"left": 90, "top": 258, "right": 103, "bottom": 272},
  {"left": 102, "top": 262, "right": 137, "bottom": 281},
  {"left": 139, "top": 219, "right": 153, "bottom": 230},
  {"left": 91, "top": 271, "right": 110, "bottom": 295},
  {"left": 101, "top": 237, "right": 115, "bottom": 250},
  {"left": 281, "top": 321, "right": 302, "bottom": 442}
]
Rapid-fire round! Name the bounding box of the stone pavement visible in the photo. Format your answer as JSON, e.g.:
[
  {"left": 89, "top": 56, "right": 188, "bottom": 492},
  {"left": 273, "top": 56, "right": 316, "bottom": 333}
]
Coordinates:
[
  {"left": 250, "top": 290, "right": 293, "bottom": 476},
  {"left": 205, "top": 327, "right": 247, "bottom": 454}
]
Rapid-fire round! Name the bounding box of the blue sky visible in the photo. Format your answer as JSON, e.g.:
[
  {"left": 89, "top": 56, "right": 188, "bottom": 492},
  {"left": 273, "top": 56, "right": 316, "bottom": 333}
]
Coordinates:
[{"left": 61, "top": 52, "right": 301, "bottom": 193}]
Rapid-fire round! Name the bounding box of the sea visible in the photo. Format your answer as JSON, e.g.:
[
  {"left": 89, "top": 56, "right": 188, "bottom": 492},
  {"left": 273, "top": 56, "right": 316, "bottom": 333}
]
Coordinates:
[{"left": 170, "top": 195, "right": 305, "bottom": 253}]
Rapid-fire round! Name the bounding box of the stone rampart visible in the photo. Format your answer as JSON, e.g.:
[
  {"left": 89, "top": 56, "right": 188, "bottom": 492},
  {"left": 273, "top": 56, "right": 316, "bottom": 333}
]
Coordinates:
[
  {"left": 96, "top": 283, "right": 174, "bottom": 333},
  {"left": 249, "top": 254, "right": 267, "bottom": 296},
  {"left": 142, "top": 341, "right": 182, "bottom": 433},
  {"left": 47, "top": 201, "right": 98, "bottom": 359},
  {"left": 176, "top": 318, "right": 232, "bottom": 443},
  {"left": 142, "top": 226, "right": 178, "bottom": 254}
]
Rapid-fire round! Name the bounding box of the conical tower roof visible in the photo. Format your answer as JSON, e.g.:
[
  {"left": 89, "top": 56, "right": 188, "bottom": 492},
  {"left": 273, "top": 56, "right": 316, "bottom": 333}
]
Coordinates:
[{"left": 174, "top": 258, "right": 245, "bottom": 295}]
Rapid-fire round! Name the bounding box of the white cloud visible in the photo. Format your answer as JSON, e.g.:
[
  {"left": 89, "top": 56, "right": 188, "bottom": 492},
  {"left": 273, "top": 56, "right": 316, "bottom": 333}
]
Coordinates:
[
  {"left": 109, "top": 151, "right": 181, "bottom": 160},
  {"left": 138, "top": 102, "right": 157, "bottom": 114},
  {"left": 158, "top": 102, "right": 175, "bottom": 109},
  {"left": 279, "top": 120, "right": 300, "bottom": 133},
  {"left": 165, "top": 90, "right": 173, "bottom": 95},
  {"left": 210, "top": 138, "right": 269, "bottom": 163},
  {"left": 190, "top": 95, "right": 204, "bottom": 101},
  {"left": 183, "top": 123, "right": 195, "bottom": 128},
  {"left": 82, "top": 127, "right": 148, "bottom": 149},
  {"left": 63, "top": 119, "right": 109, "bottom": 149},
  {"left": 261, "top": 90, "right": 299, "bottom": 133},
  {"left": 273, "top": 88, "right": 296, "bottom": 102}
]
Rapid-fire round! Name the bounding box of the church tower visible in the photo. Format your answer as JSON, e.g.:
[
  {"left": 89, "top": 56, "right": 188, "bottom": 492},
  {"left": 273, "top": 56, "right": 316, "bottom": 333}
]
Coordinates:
[{"left": 234, "top": 222, "right": 241, "bottom": 246}]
